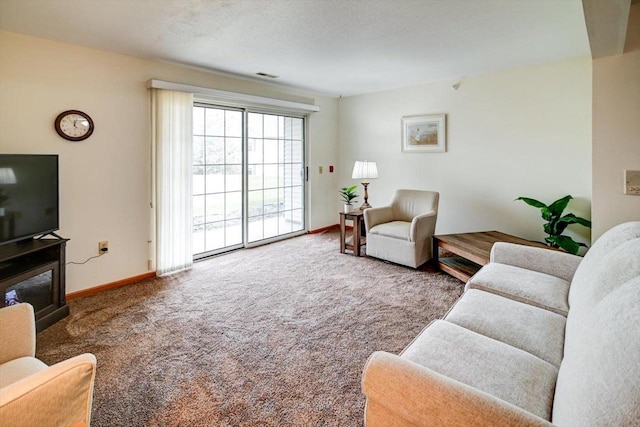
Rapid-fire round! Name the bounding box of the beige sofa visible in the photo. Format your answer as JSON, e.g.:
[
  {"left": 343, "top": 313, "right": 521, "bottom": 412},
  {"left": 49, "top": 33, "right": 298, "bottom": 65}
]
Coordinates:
[
  {"left": 362, "top": 221, "right": 640, "bottom": 426},
  {"left": 0, "top": 303, "right": 97, "bottom": 427}
]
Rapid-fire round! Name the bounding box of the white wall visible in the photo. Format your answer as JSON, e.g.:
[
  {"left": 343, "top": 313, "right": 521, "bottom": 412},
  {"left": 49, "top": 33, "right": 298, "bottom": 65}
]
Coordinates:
[
  {"left": 338, "top": 57, "right": 592, "bottom": 245},
  {"left": 591, "top": 5, "right": 640, "bottom": 239},
  {"left": 0, "top": 31, "right": 338, "bottom": 293}
]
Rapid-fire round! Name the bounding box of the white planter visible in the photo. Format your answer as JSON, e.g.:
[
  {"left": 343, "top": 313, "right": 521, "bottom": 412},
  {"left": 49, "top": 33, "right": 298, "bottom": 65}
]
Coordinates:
[{"left": 344, "top": 204, "right": 356, "bottom": 213}]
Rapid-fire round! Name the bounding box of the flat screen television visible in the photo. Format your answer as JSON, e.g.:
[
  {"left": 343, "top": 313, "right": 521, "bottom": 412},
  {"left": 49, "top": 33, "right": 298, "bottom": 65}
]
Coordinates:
[{"left": 0, "top": 154, "right": 59, "bottom": 245}]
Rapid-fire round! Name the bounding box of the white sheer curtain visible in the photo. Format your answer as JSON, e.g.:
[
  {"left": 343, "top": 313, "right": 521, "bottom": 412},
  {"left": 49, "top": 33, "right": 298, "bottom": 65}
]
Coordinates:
[{"left": 151, "top": 89, "right": 193, "bottom": 275}]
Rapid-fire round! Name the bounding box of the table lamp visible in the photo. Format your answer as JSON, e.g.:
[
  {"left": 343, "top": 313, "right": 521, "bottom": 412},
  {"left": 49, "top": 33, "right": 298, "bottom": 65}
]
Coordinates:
[{"left": 351, "top": 160, "right": 378, "bottom": 210}]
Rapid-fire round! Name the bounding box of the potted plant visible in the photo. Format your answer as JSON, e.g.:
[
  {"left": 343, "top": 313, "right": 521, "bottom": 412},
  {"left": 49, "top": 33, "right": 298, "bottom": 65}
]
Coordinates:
[
  {"left": 515, "top": 195, "right": 592, "bottom": 255},
  {"left": 339, "top": 185, "right": 359, "bottom": 213}
]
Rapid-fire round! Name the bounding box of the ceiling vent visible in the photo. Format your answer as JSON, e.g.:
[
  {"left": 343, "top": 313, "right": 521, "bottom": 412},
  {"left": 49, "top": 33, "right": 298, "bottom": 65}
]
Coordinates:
[{"left": 256, "top": 72, "right": 279, "bottom": 79}]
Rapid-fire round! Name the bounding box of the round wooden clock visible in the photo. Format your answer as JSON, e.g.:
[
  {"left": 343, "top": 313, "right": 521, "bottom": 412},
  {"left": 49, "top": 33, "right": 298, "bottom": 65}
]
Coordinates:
[{"left": 54, "top": 110, "right": 94, "bottom": 141}]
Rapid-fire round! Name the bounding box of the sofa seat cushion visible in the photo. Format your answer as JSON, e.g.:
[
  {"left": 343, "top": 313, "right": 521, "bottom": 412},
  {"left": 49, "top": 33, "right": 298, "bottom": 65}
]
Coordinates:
[
  {"left": 467, "top": 263, "right": 570, "bottom": 316},
  {"left": 401, "top": 320, "right": 558, "bottom": 421},
  {"left": 0, "top": 357, "right": 47, "bottom": 388},
  {"left": 369, "top": 221, "right": 410, "bottom": 241},
  {"left": 444, "top": 289, "right": 566, "bottom": 367}
]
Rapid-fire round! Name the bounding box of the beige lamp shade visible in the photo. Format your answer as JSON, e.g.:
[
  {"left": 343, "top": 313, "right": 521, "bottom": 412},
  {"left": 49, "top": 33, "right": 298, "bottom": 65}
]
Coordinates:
[{"left": 351, "top": 161, "right": 378, "bottom": 182}]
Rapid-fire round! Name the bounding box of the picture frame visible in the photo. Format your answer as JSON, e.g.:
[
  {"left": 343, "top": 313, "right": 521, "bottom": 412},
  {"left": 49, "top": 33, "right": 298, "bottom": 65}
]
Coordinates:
[{"left": 401, "top": 114, "right": 446, "bottom": 153}]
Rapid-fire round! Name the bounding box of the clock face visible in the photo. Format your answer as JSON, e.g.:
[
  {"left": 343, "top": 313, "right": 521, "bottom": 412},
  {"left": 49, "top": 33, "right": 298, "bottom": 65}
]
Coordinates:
[{"left": 55, "top": 110, "right": 94, "bottom": 141}]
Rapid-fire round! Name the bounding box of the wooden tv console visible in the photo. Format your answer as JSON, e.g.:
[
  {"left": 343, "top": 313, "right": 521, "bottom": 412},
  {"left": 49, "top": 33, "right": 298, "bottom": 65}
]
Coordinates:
[{"left": 0, "top": 238, "right": 69, "bottom": 332}]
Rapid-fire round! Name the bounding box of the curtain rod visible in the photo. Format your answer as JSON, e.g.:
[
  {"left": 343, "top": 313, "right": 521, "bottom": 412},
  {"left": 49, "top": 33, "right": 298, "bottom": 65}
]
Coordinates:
[{"left": 147, "top": 79, "right": 320, "bottom": 113}]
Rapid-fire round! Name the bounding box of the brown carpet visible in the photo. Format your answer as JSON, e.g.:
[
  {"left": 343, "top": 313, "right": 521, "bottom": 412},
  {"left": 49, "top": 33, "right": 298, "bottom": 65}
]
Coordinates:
[{"left": 36, "top": 230, "right": 464, "bottom": 426}]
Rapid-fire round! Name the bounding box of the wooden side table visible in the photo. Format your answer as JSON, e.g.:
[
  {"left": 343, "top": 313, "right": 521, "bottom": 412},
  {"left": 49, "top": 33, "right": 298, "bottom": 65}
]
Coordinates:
[{"left": 340, "top": 211, "right": 366, "bottom": 256}]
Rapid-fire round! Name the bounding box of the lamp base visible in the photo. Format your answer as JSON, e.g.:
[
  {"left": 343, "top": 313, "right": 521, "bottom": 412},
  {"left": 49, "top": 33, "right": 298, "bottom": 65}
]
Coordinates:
[{"left": 360, "top": 182, "right": 372, "bottom": 210}]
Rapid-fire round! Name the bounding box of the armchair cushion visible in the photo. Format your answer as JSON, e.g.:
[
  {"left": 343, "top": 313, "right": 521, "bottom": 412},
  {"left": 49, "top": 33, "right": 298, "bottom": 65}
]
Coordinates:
[
  {"left": 369, "top": 221, "right": 410, "bottom": 240},
  {"left": 391, "top": 191, "right": 438, "bottom": 222},
  {"left": 0, "top": 357, "right": 48, "bottom": 388}
]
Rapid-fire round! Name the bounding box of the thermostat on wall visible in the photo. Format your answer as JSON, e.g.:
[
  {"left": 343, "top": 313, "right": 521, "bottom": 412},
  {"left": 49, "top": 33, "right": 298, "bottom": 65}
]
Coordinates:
[{"left": 624, "top": 170, "right": 640, "bottom": 195}]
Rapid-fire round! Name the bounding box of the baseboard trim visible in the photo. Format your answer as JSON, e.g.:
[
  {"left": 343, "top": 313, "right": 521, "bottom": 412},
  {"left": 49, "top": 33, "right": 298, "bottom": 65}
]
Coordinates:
[
  {"left": 308, "top": 224, "right": 339, "bottom": 234},
  {"left": 66, "top": 271, "right": 156, "bottom": 300}
]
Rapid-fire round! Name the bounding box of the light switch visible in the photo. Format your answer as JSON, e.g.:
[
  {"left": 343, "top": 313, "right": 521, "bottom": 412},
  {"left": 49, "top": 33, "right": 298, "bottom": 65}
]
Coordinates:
[
  {"left": 319, "top": 166, "right": 323, "bottom": 174},
  {"left": 624, "top": 170, "right": 640, "bottom": 195}
]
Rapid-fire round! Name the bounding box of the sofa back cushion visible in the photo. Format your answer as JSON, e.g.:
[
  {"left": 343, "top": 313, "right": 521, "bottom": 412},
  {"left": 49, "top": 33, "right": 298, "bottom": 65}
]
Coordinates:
[
  {"left": 390, "top": 190, "right": 439, "bottom": 223},
  {"left": 563, "top": 238, "right": 640, "bottom": 362},
  {"left": 569, "top": 221, "right": 640, "bottom": 308},
  {"left": 568, "top": 238, "right": 640, "bottom": 324},
  {"left": 552, "top": 275, "right": 640, "bottom": 425}
]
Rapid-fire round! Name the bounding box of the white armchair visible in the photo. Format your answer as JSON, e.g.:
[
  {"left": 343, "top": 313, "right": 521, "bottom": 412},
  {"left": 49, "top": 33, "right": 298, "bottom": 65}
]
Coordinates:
[
  {"left": 0, "top": 303, "right": 97, "bottom": 427},
  {"left": 364, "top": 189, "right": 439, "bottom": 268}
]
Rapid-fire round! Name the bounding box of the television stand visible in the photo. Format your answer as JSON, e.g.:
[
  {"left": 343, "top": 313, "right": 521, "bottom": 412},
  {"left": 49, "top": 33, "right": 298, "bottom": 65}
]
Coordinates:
[{"left": 0, "top": 238, "right": 69, "bottom": 332}]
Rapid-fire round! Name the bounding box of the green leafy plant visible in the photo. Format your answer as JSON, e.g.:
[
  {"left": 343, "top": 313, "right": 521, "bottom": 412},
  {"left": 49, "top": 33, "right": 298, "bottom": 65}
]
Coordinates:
[
  {"left": 339, "top": 185, "right": 359, "bottom": 206},
  {"left": 516, "top": 195, "right": 592, "bottom": 255}
]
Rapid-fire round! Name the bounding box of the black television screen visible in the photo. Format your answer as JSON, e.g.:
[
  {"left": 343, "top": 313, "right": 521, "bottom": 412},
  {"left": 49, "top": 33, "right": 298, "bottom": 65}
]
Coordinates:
[{"left": 0, "top": 154, "right": 59, "bottom": 245}]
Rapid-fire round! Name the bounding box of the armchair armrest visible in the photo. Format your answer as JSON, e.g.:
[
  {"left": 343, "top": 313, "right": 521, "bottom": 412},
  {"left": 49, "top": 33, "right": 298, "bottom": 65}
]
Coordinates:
[
  {"left": 0, "top": 353, "right": 97, "bottom": 427},
  {"left": 362, "top": 351, "right": 551, "bottom": 427},
  {"left": 409, "top": 211, "right": 437, "bottom": 243},
  {"left": 364, "top": 206, "right": 393, "bottom": 232},
  {"left": 491, "top": 242, "right": 582, "bottom": 282},
  {"left": 0, "top": 303, "right": 35, "bottom": 364}
]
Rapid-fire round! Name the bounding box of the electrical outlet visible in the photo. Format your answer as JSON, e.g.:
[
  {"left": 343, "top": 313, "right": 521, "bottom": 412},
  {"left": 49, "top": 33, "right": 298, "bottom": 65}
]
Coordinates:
[
  {"left": 99, "top": 241, "right": 109, "bottom": 255},
  {"left": 319, "top": 166, "right": 323, "bottom": 174}
]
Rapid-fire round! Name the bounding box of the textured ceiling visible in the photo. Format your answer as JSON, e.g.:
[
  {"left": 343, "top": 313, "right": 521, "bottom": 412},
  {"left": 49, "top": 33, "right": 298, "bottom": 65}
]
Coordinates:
[{"left": 0, "top": 0, "right": 590, "bottom": 96}]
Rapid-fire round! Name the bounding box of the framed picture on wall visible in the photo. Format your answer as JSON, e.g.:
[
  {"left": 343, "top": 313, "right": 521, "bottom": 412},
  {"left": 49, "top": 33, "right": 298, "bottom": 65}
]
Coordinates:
[{"left": 401, "top": 114, "right": 446, "bottom": 153}]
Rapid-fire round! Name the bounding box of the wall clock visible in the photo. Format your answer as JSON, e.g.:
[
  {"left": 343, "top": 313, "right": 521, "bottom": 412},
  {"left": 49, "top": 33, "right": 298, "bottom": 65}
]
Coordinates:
[{"left": 54, "top": 110, "right": 94, "bottom": 141}]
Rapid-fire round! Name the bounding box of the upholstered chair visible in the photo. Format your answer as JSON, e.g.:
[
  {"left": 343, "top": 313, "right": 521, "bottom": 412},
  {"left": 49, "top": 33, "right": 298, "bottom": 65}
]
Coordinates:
[
  {"left": 364, "top": 189, "right": 439, "bottom": 268},
  {"left": 0, "top": 303, "right": 97, "bottom": 427}
]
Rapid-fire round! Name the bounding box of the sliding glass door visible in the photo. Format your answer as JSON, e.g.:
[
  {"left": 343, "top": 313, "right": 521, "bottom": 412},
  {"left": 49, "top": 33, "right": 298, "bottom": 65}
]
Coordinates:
[
  {"left": 247, "top": 113, "right": 305, "bottom": 244},
  {"left": 193, "top": 105, "right": 305, "bottom": 258},
  {"left": 192, "top": 106, "right": 244, "bottom": 256}
]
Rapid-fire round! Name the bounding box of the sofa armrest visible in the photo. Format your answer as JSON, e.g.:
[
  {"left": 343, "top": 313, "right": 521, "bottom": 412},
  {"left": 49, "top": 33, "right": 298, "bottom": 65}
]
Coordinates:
[
  {"left": 410, "top": 211, "right": 437, "bottom": 243},
  {"left": 362, "top": 351, "right": 551, "bottom": 427},
  {"left": 0, "top": 303, "right": 36, "bottom": 365},
  {"left": 490, "top": 242, "right": 582, "bottom": 282},
  {"left": 0, "top": 353, "right": 97, "bottom": 427},
  {"left": 364, "top": 206, "right": 394, "bottom": 232}
]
